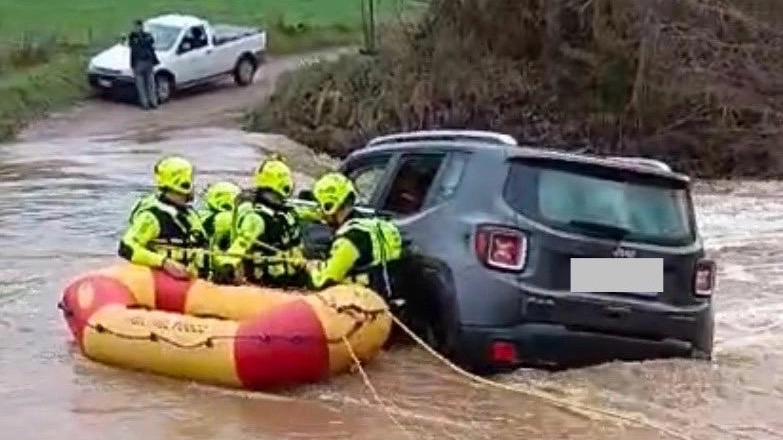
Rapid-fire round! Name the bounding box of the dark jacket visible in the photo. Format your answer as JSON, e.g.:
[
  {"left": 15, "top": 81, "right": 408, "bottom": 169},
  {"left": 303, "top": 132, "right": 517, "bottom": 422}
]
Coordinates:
[{"left": 128, "top": 30, "right": 159, "bottom": 69}]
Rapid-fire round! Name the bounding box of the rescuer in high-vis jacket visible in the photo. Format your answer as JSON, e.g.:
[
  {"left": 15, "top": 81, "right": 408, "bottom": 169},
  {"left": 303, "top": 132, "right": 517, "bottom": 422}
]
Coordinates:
[
  {"left": 199, "top": 181, "right": 241, "bottom": 253},
  {"left": 118, "top": 156, "right": 208, "bottom": 280},
  {"left": 307, "top": 172, "right": 403, "bottom": 291},
  {"left": 215, "top": 155, "right": 308, "bottom": 287}
]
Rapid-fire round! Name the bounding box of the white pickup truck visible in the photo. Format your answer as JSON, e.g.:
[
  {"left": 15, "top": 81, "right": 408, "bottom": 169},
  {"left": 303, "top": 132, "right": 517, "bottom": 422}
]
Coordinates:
[{"left": 87, "top": 14, "right": 267, "bottom": 103}]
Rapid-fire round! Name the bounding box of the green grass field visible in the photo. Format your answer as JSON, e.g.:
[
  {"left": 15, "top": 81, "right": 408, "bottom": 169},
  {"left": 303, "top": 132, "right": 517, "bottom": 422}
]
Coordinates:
[
  {"left": 0, "top": 0, "right": 413, "bottom": 53},
  {"left": 0, "top": 0, "right": 420, "bottom": 141}
]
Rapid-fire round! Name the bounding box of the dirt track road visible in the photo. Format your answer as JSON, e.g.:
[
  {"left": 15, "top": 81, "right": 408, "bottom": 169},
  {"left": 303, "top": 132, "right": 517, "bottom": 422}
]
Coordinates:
[
  {"left": 21, "top": 48, "right": 348, "bottom": 143},
  {"left": 1, "top": 47, "right": 782, "bottom": 440}
]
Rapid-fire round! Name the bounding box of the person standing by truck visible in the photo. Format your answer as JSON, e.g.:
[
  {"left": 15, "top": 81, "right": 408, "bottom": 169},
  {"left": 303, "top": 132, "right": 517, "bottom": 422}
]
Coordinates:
[{"left": 128, "top": 19, "right": 160, "bottom": 110}]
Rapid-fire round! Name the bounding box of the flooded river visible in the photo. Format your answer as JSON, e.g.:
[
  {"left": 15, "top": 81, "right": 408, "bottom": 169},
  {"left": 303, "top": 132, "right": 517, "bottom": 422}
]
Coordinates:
[{"left": 0, "top": 126, "right": 781, "bottom": 440}]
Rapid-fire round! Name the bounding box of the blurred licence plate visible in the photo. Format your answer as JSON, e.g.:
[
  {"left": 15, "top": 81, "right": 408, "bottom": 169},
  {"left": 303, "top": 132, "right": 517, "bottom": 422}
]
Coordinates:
[
  {"left": 570, "top": 258, "right": 662, "bottom": 294},
  {"left": 98, "top": 79, "right": 112, "bottom": 87}
]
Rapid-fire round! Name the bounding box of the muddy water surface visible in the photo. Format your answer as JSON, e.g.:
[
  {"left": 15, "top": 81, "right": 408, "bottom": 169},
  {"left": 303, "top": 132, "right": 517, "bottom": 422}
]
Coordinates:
[{"left": 1, "top": 80, "right": 782, "bottom": 440}]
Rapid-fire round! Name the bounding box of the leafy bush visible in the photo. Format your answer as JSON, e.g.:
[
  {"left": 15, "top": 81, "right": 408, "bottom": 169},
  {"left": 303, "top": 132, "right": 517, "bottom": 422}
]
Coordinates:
[{"left": 253, "top": 0, "right": 783, "bottom": 178}]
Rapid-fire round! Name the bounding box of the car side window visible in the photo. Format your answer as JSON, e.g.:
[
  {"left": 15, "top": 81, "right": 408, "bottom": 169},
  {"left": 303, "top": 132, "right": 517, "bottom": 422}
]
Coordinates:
[
  {"left": 179, "top": 26, "right": 208, "bottom": 53},
  {"left": 381, "top": 153, "right": 446, "bottom": 216},
  {"left": 428, "top": 152, "right": 469, "bottom": 206},
  {"left": 345, "top": 154, "right": 392, "bottom": 206}
]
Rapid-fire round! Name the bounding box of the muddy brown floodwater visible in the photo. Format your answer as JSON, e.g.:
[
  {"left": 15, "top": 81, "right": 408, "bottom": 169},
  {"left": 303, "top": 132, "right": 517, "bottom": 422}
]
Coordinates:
[{"left": 1, "top": 52, "right": 782, "bottom": 440}]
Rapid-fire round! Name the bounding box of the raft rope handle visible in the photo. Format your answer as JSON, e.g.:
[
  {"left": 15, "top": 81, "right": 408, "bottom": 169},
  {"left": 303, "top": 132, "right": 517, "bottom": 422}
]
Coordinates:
[{"left": 57, "top": 299, "right": 384, "bottom": 347}]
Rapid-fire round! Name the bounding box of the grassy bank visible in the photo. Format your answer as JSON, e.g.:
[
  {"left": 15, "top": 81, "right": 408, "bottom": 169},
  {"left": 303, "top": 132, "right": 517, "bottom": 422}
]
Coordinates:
[
  {"left": 0, "top": 0, "right": 415, "bottom": 142},
  {"left": 0, "top": 54, "right": 88, "bottom": 140},
  {"left": 253, "top": 0, "right": 783, "bottom": 179}
]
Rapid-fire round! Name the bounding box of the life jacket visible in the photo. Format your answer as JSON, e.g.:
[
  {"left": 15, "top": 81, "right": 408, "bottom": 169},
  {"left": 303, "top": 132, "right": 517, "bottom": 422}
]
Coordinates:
[
  {"left": 200, "top": 208, "right": 218, "bottom": 237},
  {"left": 129, "top": 193, "right": 208, "bottom": 273},
  {"left": 232, "top": 193, "right": 303, "bottom": 285},
  {"left": 200, "top": 207, "right": 234, "bottom": 254},
  {"left": 335, "top": 216, "right": 403, "bottom": 294}
]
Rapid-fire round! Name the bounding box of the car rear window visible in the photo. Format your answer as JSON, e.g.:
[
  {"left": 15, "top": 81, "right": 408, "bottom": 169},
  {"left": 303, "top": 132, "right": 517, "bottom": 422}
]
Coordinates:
[{"left": 502, "top": 159, "right": 696, "bottom": 246}]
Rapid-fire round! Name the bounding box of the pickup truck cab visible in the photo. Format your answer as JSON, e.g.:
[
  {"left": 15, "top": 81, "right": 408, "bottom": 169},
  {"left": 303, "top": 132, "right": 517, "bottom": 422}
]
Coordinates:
[{"left": 87, "top": 14, "right": 267, "bottom": 103}]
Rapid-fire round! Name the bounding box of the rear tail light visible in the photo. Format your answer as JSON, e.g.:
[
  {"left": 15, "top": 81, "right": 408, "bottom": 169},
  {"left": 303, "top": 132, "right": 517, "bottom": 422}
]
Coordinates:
[
  {"left": 474, "top": 224, "right": 528, "bottom": 271},
  {"left": 489, "top": 340, "right": 518, "bottom": 364},
  {"left": 694, "top": 259, "right": 717, "bottom": 296}
]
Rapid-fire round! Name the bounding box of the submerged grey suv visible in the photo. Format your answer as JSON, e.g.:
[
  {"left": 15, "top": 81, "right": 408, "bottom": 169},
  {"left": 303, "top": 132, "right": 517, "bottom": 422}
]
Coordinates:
[{"left": 300, "top": 130, "right": 717, "bottom": 373}]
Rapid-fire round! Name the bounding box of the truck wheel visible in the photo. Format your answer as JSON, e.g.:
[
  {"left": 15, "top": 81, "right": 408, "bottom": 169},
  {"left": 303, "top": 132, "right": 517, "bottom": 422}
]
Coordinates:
[
  {"left": 233, "top": 57, "right": 256, "bottom": 86},
  {"left": 155, "top": 73, "right": 173, "bottom": 104}
]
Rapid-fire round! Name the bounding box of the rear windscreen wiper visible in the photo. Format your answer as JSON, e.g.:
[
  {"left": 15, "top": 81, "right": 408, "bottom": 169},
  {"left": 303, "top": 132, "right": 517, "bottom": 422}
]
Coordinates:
[{"left": 568, "top": 220, "right": 631, "bottom": 240}]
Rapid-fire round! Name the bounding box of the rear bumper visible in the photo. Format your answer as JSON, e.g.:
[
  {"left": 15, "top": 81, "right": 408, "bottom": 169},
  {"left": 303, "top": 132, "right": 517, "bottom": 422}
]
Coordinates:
[
  {"left": 453, "top": 293, "right": 713, "bottom": 372},
  {"left": 458, "top": 322, "right": 696, "bottom": 370},
  {"left": 450, "top": 265, "right": 713, "bottom": 370}
]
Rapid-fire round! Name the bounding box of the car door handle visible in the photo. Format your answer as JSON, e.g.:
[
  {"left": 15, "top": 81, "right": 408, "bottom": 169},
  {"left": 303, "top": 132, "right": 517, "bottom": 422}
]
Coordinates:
[{"left": 205, "top": 49, "right": 212, "bottom": 55}]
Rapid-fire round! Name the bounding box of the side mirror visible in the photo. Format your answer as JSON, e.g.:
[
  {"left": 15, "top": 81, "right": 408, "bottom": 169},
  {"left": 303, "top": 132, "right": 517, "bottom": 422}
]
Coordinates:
[
  {"left": 298, "top": 189, "right": 315, "bottom": 201},
  {"left": 178, "top": 40, "right": 192, "bottom": 54}
]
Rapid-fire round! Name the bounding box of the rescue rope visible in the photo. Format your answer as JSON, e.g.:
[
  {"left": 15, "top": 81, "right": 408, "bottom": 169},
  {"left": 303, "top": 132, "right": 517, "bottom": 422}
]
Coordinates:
[
  {"left": 59, "top": 292, "right": 691, "bottom": 439},
  {"left": 312, "top": 289, "right": 388, "bottom": 318},
  {"left": 155, "top": 244, "right": 307, "bottom": 264},
  {"left": 342, "top": 335, "right": 418, "bottom": 440},
  {"left": 385, "top": 311, "right": 695, "bottom": 440},
  {"left": 351, "top": 232, "right": 697, "bottom": 440},
  {"left": 213, "top": 226, "right": 694, "bottom": 439}
]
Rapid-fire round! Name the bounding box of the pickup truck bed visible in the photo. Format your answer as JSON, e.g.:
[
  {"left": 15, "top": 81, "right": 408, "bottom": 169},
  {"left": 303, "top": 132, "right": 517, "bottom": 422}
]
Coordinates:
[{"left": 212, "top": 24, "right": 261, "bottom": 46}]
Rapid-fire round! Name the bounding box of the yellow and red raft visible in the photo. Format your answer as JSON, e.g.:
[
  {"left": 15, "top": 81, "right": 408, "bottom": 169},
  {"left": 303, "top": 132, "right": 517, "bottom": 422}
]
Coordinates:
[{"left": 59, "top": 262, "right": 392, "bottom": 390}]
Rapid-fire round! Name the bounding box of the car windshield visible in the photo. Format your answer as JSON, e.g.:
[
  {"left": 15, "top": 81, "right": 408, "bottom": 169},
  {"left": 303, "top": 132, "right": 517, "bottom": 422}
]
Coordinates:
[
  {"left": 502, "top": 159, "right": 696, "bottom": 246},
  {"left": 122, "top": 23, "right": 182, "bottom": 51}
]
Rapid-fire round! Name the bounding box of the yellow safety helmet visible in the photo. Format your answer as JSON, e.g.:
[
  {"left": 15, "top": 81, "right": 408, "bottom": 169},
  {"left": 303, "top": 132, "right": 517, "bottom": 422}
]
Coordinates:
[
  {"left": 253, "top": 154, "right": 293, "bottom": 198},
  {"left": 153, "top": 156, "right": 194, "bottom": 195},
  {"left": 312, "top": 172, "right": 356, "bottom": 216},
  {"left": 205, "top": 181, "right": 240, "bottom": 212}
]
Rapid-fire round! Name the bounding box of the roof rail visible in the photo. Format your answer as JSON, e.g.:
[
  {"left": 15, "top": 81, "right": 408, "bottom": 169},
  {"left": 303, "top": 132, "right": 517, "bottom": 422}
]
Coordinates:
[
  {"left": 366, "top": 129, "right": 518, "bottom": 148},
  {"left": 608, "top": 156, "right": 672, "bottom": 172}
]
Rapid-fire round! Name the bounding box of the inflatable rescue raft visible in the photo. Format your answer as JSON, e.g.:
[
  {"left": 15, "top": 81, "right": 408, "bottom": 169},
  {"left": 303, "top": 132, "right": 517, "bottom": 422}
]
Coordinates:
[{"left": 59, "top": 262, "right": 392, "bottom": 390}]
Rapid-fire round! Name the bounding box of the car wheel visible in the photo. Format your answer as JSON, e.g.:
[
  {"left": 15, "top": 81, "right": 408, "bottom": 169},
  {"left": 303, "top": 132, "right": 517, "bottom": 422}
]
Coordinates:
[
  {"left": 420, "top": 319, "right": 450, "bottom": 354},
  {"left": 416, "top": 272, "right": 458, "bottom": 357},
  {"left": 233, "top": 57, "right": 256, "bottom": 86},
  {"left": 155, "top": 74, "right": 173, "bottom": 104}
]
